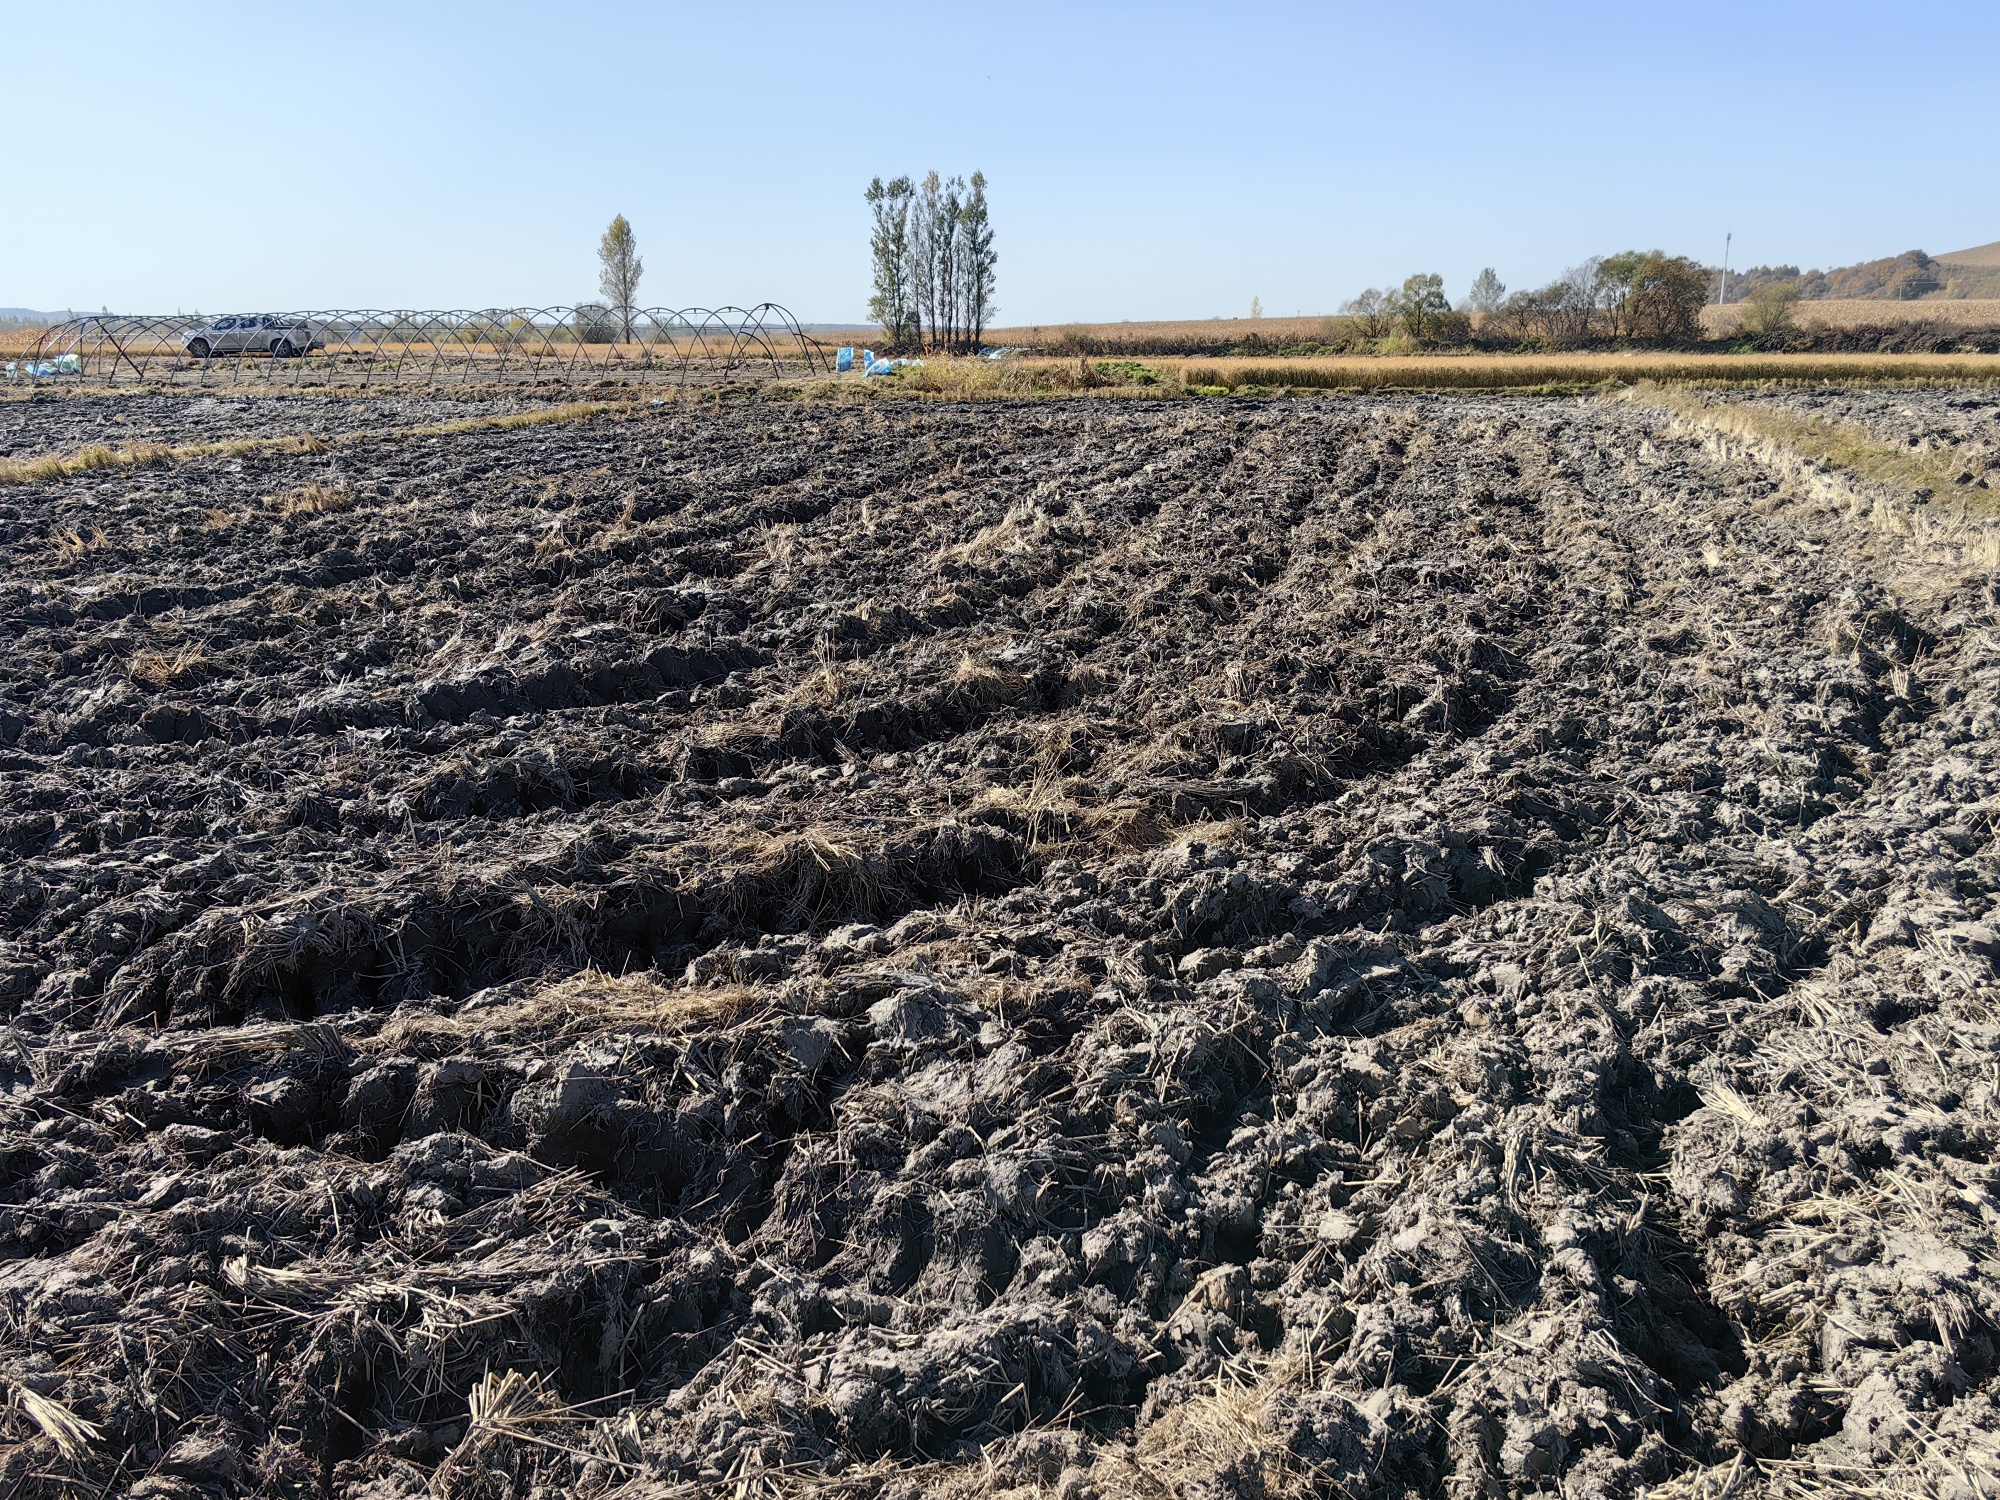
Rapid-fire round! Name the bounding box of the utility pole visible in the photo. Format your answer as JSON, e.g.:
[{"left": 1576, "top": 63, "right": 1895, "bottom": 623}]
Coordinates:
[{"left": 1717, "top": 232, "right": 1732, "bottom": 305}]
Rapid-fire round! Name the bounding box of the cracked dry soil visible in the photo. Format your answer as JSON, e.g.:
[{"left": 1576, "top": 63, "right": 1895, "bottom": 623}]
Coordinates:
[{"left": 2, "top": 389, "right": 1999, "bottom": 1499}]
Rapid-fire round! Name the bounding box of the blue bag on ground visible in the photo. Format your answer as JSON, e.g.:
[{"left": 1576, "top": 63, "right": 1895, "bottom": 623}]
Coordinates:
[{"left": 836, "top": 346, "right": 853, "bottom": 372}]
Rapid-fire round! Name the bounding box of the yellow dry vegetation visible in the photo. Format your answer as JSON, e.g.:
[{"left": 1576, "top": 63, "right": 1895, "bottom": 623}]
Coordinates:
[
  {"left": 984, "top": 313, "right": 1346, "bottom": 348},
  {"left": 267, "top": 480, "right": 355, "bottom": 517},
  {"left": 987, "top": 300, "right": 2000, "bottom": 350},
  {"left": 370, "top": 969, "right": 760, "bottom": 1055},
  {"left": 1701, "top": 297, "right": 2000, "bottom": 333},
  {"left": 0, "top": 433, "right": 321, "bottom": 486},
  {"left": 128, "top": 644, "right": 211, "bottom": 687},
  {"left": 829, "top": 352, "right": 2000, "bottom": 401},
  {"left": 1175, "top": 352, "right": 2000, "bottom": 391},
  {"left": 413, "top": 400, "right": 627, "bottom": 436},
  {"left": 1638, "top": 387, "right": 1998, "bottom": 512},
  {"left": 951, "top": 649, "right": 1031, "bottom": 704}
]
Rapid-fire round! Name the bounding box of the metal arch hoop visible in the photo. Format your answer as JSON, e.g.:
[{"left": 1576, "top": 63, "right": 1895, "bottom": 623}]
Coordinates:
[{"left": 22, "top": 304, "right": 825, "bottom": 387}]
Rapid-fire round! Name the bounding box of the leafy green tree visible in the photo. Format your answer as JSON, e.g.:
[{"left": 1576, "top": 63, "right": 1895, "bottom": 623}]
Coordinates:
[
  {"left": 1599, "top": 250, "right": 1709, "bottom": 342},
  {"left": 1391, "top": 273, "right": 1451, "bottom": 343}
]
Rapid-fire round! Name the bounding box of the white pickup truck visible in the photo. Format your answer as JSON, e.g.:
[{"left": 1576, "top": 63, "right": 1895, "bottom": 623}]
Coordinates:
[{"left": 182, "top": 315, "right": 329, "bottom": 360}]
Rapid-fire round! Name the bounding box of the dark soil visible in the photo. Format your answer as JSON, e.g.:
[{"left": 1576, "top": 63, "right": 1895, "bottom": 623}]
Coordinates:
[
  {"left": 0, "top": 391, "right": 558, "bottom": 458},
  {"left": 1, "top": 390, "right": 1997, "bottom": 1498}
]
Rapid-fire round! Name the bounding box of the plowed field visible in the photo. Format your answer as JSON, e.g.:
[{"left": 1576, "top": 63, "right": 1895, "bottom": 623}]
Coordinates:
[{"left": 2, "top": 388, "right": 1999, "bottom": 1498}]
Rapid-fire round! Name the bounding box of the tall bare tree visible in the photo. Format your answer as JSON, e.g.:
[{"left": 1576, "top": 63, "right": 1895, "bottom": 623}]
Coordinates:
[
  {"left": 910, "top": 172, "right": 966, "bottom": 353},
  {"left": 1465, "top": 268, "right": 1507, "bottom": 314},
  {"left": 1341, "top": 288, "right": 1393, "bottom": 340},
  {"left": 864, "top": 169, "right": 998, "bottom": 355},
  {"left": 957, "top": 171, "right": 997, "bottom": 350},
  {"left": 597, "top": 215, "right": 643, "bottom": 342},
  {"left": 1511, "top": 259, "right": 1601, "bottom": 348},
  {"left": 865, "top": 177, "right": 917, "bottom": 347}
]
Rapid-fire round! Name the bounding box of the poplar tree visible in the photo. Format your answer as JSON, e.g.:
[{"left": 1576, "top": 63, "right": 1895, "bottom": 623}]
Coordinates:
[
  {"left": 864, "top": 169, "right": 998, "bottom": 354},
  {"left": 911, "top": 172, "right": 965, "bottom": 352},
  {"left": 958, "top": 171, "right": 998, "bottom": 350},
  {"left": 597, "top": 215, "right": 643, "bottom": 342},
  {"left": 865, "top": 177, "right": 916, "bottom": 347}
]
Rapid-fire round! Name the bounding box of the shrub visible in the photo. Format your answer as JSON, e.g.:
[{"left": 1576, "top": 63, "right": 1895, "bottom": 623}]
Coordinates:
[
  {"left": 1742, "top": 281, "right": 1801, "bottom": 337},
  {"left": 573, "top": 303, "right": 617, "bottom": 345}
]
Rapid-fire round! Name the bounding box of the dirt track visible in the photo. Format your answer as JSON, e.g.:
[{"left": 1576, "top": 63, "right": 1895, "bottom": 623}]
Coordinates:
[{"left": 2, "top": 389, "right": 1998, "bottom": 1498}]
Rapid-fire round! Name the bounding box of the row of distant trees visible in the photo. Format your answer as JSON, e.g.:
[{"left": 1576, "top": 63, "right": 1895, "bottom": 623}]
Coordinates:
[
  {"left": 866, "top": 172, "right": 997, "bottom": 353},
  {"left": 1344, "top": 252, "right": 1714, "bottom": 348}
]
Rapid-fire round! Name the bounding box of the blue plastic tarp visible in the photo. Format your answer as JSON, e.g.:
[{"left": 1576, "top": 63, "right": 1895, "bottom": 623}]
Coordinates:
[{"left": 3, "top": 355, "right": 77, "bottom": 378}]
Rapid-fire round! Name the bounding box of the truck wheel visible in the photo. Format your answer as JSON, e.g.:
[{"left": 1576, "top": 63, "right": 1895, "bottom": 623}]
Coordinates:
[
  {"left": 188, "top": 338, "right": 211, "bottom": 360},
  {"left": 272, "top": 340, "right": 297, "bottom": 359}
]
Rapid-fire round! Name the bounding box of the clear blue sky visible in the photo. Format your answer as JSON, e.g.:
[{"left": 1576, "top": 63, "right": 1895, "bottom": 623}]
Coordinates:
[{"left": 7, "top": 1, "right": 1996, "bottom": 324}]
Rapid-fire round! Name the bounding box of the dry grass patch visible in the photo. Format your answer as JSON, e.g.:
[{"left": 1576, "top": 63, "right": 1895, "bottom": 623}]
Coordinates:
[
  {"left": 8, "top": 1384, "right": 102, "bottom": 1460},
  {"left": 970, "top": 776, "right": 1078, "bottom": 847},
  {"left": 128, "top": 644, "right": 211, "bottom": 687},
  {"left": 952, "top": 650, "right": 1030, "bottom": 704},
  {"left": 807, "top": 356, "right": 1176, "bottom": 402},
  {"left": 986, "top": 313, "right": 1346, "bottom": 349},
  {"left": 1643, "top": 387, "right": 1994, "bottom": 506},
  {"left": 0, "top": 431, "right": 323, "bottom": 486},
  {"left": 791, "top": 633, "right": 864, "bottom": 707},
  {"left": 50, "top": 523, "right": 110, "bottom": 560},
  {"left": 813, "top": 351, "right": 2000, "bottom": 403},
  {"left": 724, "top": 828, "right": 894, "bottom": 930},
  {"left": 267, "top": 479, "right": 355, "bottom": 517},
  {"left": 370, "top": 969, "right": 761, "bottom": 1057},
  {"left": 938, "top": 498, "right": 1063, "bottom": 567}
]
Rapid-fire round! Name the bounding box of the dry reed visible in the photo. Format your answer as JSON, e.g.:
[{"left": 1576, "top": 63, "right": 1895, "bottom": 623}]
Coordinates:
[
  {"left": 1177, "top": 352, "right": 2000, "bottom": 392},
  {"left": 1702, "top": 297, "right": 2000, "bottom": 334}
]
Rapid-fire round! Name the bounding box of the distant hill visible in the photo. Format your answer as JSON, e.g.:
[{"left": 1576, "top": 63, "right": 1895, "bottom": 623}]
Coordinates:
[
  {"left": 1726, "top": 243, "right": 2000, "bottom": 302},
  {"left": 1940, "top": 241, "right": 2000, "bottom": 272}
]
